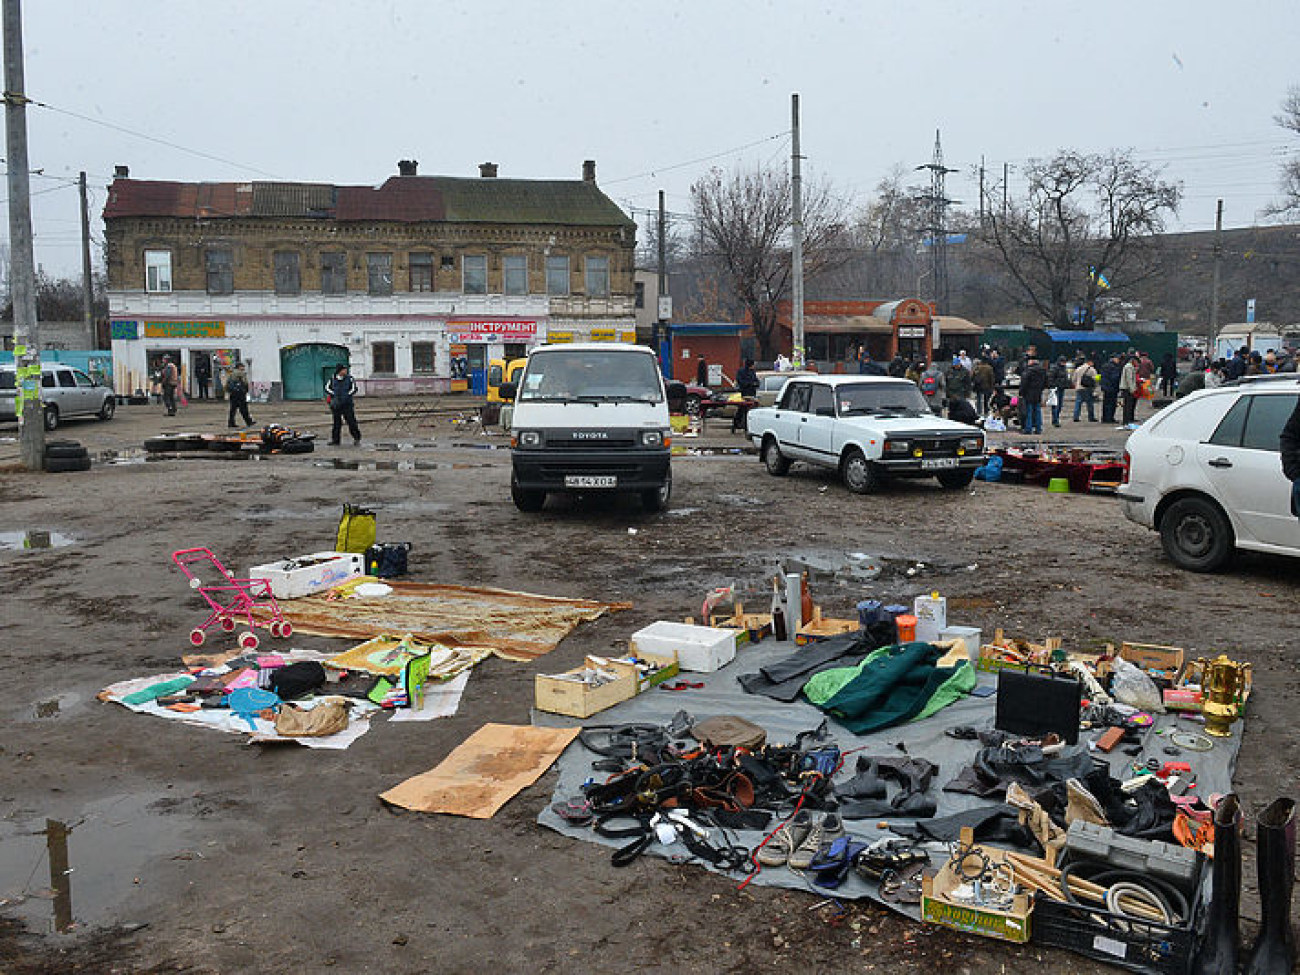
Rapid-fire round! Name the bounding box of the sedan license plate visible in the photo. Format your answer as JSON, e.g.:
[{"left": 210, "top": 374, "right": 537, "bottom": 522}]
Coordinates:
[
  {"left": 921, "top": 457, "right": 959, "bottom": 470},
  {"left": 565, "top": 475, "right": 617, "bottom": 488}
]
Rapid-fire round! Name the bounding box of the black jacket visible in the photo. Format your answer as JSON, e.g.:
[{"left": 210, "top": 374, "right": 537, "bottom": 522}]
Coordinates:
[
  {"left": 1281, "top": 399, "right": 1300, "bottom": 483},
  {"left": 1018, "top": 363, "right": 1048, "bottom": 405},
  {"left": 1099, "top": 361, "right": 1122, "bottom": 393},
  {"left": 327, "top": 374, "right": 358, "bottom": 408}
]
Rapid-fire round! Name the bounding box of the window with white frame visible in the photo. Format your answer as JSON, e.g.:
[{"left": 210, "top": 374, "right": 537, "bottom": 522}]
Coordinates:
[
  {"left": 546, "top": 255, "right": 570, "bottom": 296},
  {"left": 585, "top": 255, "right": 610, "bottom": 297},
  {"left": 145, "top": 250, "right": 172, "bottom": 293},
  {"left": 462, "top": 254, "right": 487, "bottom": 295},
  {"left": 503, "top": 255, "right": 528, "bottom": 295}
]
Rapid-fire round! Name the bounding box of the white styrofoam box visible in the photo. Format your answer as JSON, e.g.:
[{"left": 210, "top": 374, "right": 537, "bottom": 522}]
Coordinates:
[
  {"left": 913, "top": 594, "right": 948, "bottom": 644},
  {"left": 630, "top": 621, "right": 737, "bottom": 673},
  {"left": 940, "top": 625, "right": 982, "bottom": 660},
  {"left": 248, "top": 551, "right": 364, "bottom": 599}
]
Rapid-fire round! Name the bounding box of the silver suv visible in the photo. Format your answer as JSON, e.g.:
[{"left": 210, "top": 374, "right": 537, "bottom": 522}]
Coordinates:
[
  {"left": 0, "top": 363, "right": 116, "bottom": 430},
  {"left": 1119, "top": 375, "right": 1300, "bottom": 571}
]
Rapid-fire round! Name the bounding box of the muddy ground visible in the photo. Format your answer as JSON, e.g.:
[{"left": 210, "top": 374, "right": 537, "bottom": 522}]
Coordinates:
[{"left": 0, "top": 398, "right": 1295, "bottom": 974}]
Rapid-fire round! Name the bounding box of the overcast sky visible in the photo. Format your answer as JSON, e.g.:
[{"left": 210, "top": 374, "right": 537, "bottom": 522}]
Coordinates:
[{"left": 7, "top": 0, "right": 1300, "bottom": 278}]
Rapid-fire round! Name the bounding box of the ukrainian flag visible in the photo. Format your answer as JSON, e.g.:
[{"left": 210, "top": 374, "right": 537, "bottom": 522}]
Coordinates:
[{"left": 1088, "top": 266, "right": 1111, "bottom": 290}]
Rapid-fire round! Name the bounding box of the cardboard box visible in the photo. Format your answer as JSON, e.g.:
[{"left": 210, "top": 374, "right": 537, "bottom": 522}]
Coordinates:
[
  {"left": 631, "top": 621, "right": 736, "bottom": 673},
  {"left": 1096, "top": 642, "right": 1185, "bottom": 687},
  {"left": 534, "top": 656, "right": 637, "bottom": 718},
  {"left": 922, "top": 828, "right": 1032, "bottom": 943},
  {"left": 248, "top": 551, "right": 365, "bottom": 599}
]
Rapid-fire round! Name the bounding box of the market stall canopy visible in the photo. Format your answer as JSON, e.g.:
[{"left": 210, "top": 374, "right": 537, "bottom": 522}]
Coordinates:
[
  {"left": 806, "top": 315, "right": 893, "bottom": 334},
  {"left": 933, "top": 315, "right": 984, "bottom": 336},
  {"left": 1040, "top": 329, "right": 1131, "bottom": 343}
]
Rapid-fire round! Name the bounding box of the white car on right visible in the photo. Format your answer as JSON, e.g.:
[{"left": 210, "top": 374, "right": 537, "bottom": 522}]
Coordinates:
[{"left": 1119, "top": 375, "right": 1300, "bottom": 571}]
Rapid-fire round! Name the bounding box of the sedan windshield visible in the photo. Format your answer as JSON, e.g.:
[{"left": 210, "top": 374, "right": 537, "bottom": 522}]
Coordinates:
[
  {"left": 519, "top": 350, "right": 664, "bottom": 403},
  {"left": 836, "top": 382, "right": 930, "bottom": 416}
]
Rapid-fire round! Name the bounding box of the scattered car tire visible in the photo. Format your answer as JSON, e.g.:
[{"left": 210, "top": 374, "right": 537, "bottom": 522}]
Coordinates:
[
  {"left": 936, "top": 470, "right": 975, "bottom": 490},
  {"left": 45, "top": 454, "right": 91, "bottom": 473},
  {"left": 1160, "top": 496, "right": 1234, "bottom": 572},
  {"left": 144, "top": 435, "right": 206, "bottom": 453},
  {"left": 841, "top": 449, "right": 883, "bottom": 495},
  {"left": 762, "top": 437, "right": 791, "bottom": 476},
  {"left": 43, "top": 405, "right": 59, "bottom": 431},
  {"left": 641, "top": 471, "right": 672, "bottom": 513},
  {"left": 684, "top": 394, "right": 702, "bottom": 417},
  {"left": 98, "top": 398, "right": 116, "bottom": 420},
  {"left": 280, "top": 438, "right": 314, "bottom": 454},
  {"left": 511, "top": 476, "right": 546, "bottom": 513},
  {"left": 44, "top": 444, "right": 89, "bottom": 460}
]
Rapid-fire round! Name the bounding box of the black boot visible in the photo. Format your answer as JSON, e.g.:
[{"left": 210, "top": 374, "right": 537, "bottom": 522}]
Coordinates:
[
  {"left": 1194, "top": 793, "right": 1242, "bottom": 975},
  {"left": 1243, "top": 798, "right": 1296, "bottom": 975}
]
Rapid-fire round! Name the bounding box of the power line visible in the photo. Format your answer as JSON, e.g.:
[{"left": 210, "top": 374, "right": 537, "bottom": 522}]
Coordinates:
[{"left": 603, "top": 130, "right": 791, "bottom": 186}]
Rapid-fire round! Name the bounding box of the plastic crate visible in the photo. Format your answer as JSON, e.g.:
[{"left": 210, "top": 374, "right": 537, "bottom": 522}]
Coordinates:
[{"left": 1031, "top": 889, "right": 1200, "bottom": 974}]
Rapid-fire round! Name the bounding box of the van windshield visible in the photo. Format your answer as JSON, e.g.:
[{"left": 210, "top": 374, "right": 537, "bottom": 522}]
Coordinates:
[{"left": 519, "top": 350, "right": 664, "bottom": 403}]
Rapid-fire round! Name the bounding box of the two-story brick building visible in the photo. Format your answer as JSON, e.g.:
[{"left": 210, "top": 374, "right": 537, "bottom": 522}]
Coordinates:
[{"left": 103, "top": 160, "right": 637, "bottom": 399}]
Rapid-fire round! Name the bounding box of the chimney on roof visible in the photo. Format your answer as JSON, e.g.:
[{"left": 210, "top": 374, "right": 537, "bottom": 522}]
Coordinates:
[
  {"left": 114, "top": 165, "right": 130, "bottom": 178},
  {"left": 397, "top": 159, "right": 418, "bottom": 177},
  {"left": 582, "top": 159, "right": 596, "bottom": 183},
  {"left": 479, "top": 162, "right": 498, "bottom": 178}
]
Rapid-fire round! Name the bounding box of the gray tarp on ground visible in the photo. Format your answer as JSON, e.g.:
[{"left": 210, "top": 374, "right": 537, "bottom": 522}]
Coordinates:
[{"left": 535, "top": 634, "right": 1241, "bottom": 918}]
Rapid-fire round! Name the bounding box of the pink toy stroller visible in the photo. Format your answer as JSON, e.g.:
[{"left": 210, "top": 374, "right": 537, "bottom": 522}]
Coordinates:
[{"left": 171, "top": 547, "right": 292, "bottom": 651}]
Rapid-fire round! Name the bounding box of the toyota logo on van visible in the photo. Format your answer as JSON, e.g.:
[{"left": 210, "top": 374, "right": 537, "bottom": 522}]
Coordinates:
[{"left": 572, "top": 431, "right": 608, "bottom": 439}]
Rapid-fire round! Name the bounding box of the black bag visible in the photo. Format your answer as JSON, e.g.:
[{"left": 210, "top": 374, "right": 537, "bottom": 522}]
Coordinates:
[
  {"left": 1081, "top": 372, "right": 1097, "bottom": 390},
  {"left": 365, "top": 542, "right": 411, "bottom": 578},
  {"left": 268, "top": 661, "right": 328, "bottom": 701}
]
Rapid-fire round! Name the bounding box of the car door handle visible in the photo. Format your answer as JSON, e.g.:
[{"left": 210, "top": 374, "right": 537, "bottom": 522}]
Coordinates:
[
  {"left": 800, "top": 417, "right": 808, "bottom": 423},
  {"left": 1207, "top": 457, "right": 1233, "bottom": 469}
]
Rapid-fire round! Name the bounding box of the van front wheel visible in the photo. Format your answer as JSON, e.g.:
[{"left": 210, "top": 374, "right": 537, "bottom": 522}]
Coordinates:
[
  {"left": 511, "top": 476, "right": 546, "bottom": 512},
  {"left": 642, "top": 471, "right": 672, "bottom": 513}
]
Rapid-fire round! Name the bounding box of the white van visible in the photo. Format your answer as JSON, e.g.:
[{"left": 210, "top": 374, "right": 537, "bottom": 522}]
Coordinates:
[{"left": 502, "top": 343, "right": 672, "bottom": 512}]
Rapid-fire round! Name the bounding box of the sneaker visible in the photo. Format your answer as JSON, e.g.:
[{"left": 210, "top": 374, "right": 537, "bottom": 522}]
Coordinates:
[
  {"left": 756, "top": 810, "right": 812, "bottom": 867},
  {"left": 788, "top": 813, "right": 845, "bottom": 870}
]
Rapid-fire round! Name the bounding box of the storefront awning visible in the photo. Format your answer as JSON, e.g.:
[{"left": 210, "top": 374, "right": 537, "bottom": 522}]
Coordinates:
[
  {"left": 933, "top": 315, "right": 984, "bottom": 336},
  {"left": 804, "top": 315, "right": 893, "bottom": 334}
]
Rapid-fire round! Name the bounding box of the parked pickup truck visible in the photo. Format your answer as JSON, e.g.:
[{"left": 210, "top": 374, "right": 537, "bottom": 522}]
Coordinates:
[{"left": 745, "top": 375, "right": 984, "bottom": 493}]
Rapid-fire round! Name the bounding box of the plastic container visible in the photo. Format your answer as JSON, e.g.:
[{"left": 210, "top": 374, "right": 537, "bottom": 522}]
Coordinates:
[
  {"left": 857, "top": 599, "right": 883, "bottom": 628},
  {"left": 895, "top": 614, "right": 918, "bottom": 642},
  {"left": 913, "top": 592, "right": 947, "bottom": 644},
  {"left": 1047, "top": 477, "right": 1071, "bottom": 493},
  {"left": 630, "top": 621, "right": 737, "bottom": 673}
]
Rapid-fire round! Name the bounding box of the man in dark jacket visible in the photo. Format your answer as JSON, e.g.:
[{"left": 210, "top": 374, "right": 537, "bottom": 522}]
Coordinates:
[
  {"left": 1018, "top": 357, "right": 1048, "bottom": 434},
  {"left": 946, "top": 359, "right": 973, "bottom": 404},
  {"left": 1047, "top": 356, "right": 1071, "bottom": 427},
  {"left": 1281, "top": 400, "right": 1300, "bottom": 517},
  {"left": 326, "top": 364, "right": 362, "bottom": 446},
  {"left": 1099, "top": 355, "right": 1123, "bottom": 423}
]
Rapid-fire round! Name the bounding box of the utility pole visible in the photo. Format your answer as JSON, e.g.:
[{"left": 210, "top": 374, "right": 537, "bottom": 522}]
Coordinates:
[
  {"left": 654, "top": 189, "right": 667, "bottom": 361},
  {"left": 4, "top": 0, "right": 43, "bottom": 469},
  {"left": 1208, "top": 199, "right": 1223, "bottom": 355},
  {"left": 790, "top": 92, "right": 805, "bottom": 368},
  {"left": 978, "top": 156, "right": 985, "bottom": 229},
  {"left": 79, "top": 170, "right": 94, "bottom": 344}
]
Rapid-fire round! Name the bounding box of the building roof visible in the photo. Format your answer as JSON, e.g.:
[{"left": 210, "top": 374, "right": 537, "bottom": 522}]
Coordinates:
[{"left": 104, "top": 175, "right": 634, "bottom": 228}]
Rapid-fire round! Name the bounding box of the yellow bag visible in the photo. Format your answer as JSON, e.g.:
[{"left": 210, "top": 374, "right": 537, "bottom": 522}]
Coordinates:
[{"left": 335, "top": 503, "right": 376, "bottom": 554}]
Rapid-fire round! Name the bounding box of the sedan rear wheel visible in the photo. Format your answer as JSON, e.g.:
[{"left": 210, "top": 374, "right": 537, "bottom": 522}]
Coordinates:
[
  {"left": 1160, "top": 496, "right": 1234, "bottom": 572},
  {"left": 762, "top": 437, "right": 791, "bottom": 476}
]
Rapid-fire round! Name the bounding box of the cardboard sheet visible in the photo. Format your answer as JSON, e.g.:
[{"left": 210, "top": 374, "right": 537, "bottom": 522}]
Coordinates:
[
  {"left": 380, "top": 723, "right": 580, "bottom": 818},
  {"left": 258, "top": 582, "right": 630, "bottom": 661}
]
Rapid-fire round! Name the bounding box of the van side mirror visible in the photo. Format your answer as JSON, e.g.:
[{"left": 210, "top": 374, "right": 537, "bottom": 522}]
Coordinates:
[{"left": 499, "top": 382, "right": 517, "bottom": 402}]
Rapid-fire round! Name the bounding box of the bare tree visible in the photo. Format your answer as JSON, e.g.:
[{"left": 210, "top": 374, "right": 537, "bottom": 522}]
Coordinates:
[
  {"left": 976, "top": 149, "right": 1181, "bottom": 328},
  {"left": 690, "top": 165, "right": 850, "bottom": 359},
  {"left": 1268, "top": 85, "right": 1300, "bottom": 216},
  {"left": 2, "top": 268, "right": 107, "bottom": 322},
  {"left": 845, "top": 166, "right": 928, "bottom": 296}
]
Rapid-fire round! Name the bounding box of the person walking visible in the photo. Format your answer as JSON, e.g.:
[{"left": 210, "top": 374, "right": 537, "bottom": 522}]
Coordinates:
[
  {"left": 1071, "top": 356, "right": 1099, "bottom": 422},
  {"left": 732, "top": 358, "right": 759, "bottom": 433},
  {"left": 225, "top": 361, "right": 253, "bottom": 428},
  {"left": 160, "top": 355, "right": 180, "bottom": 416},
  {"left": 919, "top": 361, "right": 946, "bottom": 414},
  {"left": 972, "top": 357, "right": 996, "bottom": 415},
  {"left": 194, "top": 354, "right": 212, "bottom": 400},
  {"left": 1018, "top": 356, "right": 1048, "bottom": 435},
  {"left": 1047, "top": 356, "right": 1071, "bottom": 427},
  {"left": 1099, "top": 355, "right": 1122, "bottom": 424},
  {"left": 326, "top": 364, "right": 362, "bottom": 446},
  {"left": 1158, "top": 353, "right": 1178, "bottom": 397},
  {"left": 1120, "top": 353, "right": 1139, "bottom": 425}
]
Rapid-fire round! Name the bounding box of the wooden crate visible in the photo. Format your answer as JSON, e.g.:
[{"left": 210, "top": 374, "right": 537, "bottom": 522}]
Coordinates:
[
  {"left": 795, "top": 606, "right": 859, "bottom": 645},
  {"left": 706, "top": 600, "right": 774, "bottom": 645},
  {"left": 534, "top": 656, "right": 637, "bottom": 718}
]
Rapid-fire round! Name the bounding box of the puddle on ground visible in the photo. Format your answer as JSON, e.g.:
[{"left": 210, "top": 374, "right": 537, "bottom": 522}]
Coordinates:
[
  {"left": 671, "top": 446, "right": 749, "bottom": 457},
  {"left": 314, "top": 459, "right": 469, "bottom": 471},
  {"left": 0, "top": 530, "right": 75, "bottom": 552},
  {"left": 775, "top": 549, "right": 980, "bottom": 589},
  {"left": 0, "top": 792, "right": 194, "bottom": 934},
  {"left": 371, "top": 441, "right": 438, "bottom": 452}
]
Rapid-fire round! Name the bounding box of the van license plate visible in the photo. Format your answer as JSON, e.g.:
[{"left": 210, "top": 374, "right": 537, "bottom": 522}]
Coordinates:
[
  {"left": 921, "top": 458, "right": 958, "bottom": 470},
  {"left": 566, "top": 475, "right": 617, "bottom": 488}
]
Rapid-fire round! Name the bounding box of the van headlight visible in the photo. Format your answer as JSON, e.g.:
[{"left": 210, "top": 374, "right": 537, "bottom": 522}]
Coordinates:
[
  {"left": 514, "top": 430, "right": 542, "bottom": 448},
  {"left": 640, "top": 429, "right": 666, "bottom": 447}
]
